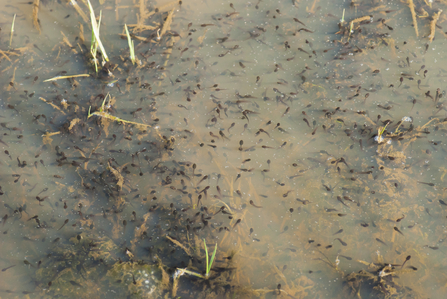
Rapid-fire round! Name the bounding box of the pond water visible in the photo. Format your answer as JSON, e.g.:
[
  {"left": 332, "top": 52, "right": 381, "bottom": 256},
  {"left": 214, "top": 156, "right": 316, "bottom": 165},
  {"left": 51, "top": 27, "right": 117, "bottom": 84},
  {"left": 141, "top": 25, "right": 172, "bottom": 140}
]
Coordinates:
[{"left": 1, "top": 0, "right": 447, "bottom": 298}]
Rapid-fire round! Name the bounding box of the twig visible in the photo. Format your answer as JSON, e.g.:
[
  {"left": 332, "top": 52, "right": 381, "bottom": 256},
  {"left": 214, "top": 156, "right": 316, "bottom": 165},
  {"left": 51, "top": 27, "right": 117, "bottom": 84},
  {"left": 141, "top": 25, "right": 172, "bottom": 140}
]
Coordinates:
[
  {"left": 60, "top": 31, "right": 78, "bottom": 54},
  {"left": 87, "top": 93, "right": 151, "bottom": 128},
  {"left": 40, "top": 97, "right": 66, "bottom": 115},
  {"left": 33, "top": 0, "right": 41, "bottom": 34},
  {"left": 69, "top": 0, "right": 89, "bottom": 23},
  {"left": 166, "top": 235, "right": 193, "bottom": 256},
  {"left": 43, "top": 74, "right": 90, "bottom": 82},
  {"left": 428, "top": 10, "right": 442, "bottom": 42},
  {"left": 408, "top": 0, "right": 418, "bottom": 37},
  {"left": 158, "top": 8, "right": 175, "bottom": 41},
  {"left": 0, "top": 49, "right": 12, "bottom": 62}
]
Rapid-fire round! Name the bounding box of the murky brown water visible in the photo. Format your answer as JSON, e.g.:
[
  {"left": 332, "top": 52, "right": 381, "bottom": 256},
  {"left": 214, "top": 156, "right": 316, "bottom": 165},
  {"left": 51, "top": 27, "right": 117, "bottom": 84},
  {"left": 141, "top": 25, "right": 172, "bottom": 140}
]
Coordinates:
[{"left": 1, "top": 0, "right": 447, "bottom": 298}]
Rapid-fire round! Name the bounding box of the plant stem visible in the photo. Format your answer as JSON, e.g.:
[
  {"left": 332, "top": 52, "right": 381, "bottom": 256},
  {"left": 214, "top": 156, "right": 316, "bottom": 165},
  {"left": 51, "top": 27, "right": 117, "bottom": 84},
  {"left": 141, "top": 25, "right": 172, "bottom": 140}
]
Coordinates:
[
  {"left": 204, "top": 239, "right": 209, "bottom": 276},
  {"left": 9, "top": 14, "right": 16, "bottom": 47}
]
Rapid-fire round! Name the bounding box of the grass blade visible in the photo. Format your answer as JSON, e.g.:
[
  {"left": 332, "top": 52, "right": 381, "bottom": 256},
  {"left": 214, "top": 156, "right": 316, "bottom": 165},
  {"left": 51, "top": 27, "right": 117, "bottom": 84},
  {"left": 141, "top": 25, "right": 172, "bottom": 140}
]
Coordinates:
[
  {"left": 207, "top": 243, "right": 217, "bottom": 277},
  {"left": 87, "top": 0, "right": 108, "bottom": 62},
  {"left": 9, "top": 14, "right": 16, "bottom": 47},
  {"left": 124, "top": 24, "right": 136, "bottom": 65},
  {"left": 203, "top": 239, "right": 209, "bottom": 277}
]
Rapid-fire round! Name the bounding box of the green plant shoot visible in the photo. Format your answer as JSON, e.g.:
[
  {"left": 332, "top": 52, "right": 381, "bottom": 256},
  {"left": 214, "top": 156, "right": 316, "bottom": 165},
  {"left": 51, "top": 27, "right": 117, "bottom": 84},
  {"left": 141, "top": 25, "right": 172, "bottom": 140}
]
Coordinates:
[
  {"left": 125, "top": 24, "right": 136, "bottom": 65},
  {"left": 379, "top": 123, "right": 389, "bottom": 137},
  {"left": 204, "top": 239, "right": 217, "bottom": 278},
  {"left": 87, "top": 0, "right": 108, "bottom": 73}
]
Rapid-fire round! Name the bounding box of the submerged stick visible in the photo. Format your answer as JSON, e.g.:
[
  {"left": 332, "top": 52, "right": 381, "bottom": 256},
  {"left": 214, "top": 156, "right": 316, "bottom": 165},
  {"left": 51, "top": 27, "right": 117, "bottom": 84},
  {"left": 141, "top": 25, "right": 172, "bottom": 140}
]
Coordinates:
[
  {"left": 33, "top": 0, "right": 41, "bottom": 34},
  {"left": 349, "top": 15, "right": 371, "bottom": 27},
  {"left": 79, "top": 23, "right": 85, "bottom": 43},
  {"left": 60, "top": 31, "right": 78, "bottom": 54},
  {"left": 40, "top": 97, "right": 66, "bottom": 115},
  {"left": 158, "top": 8, "right": 175, "bottom": 41},
  {"left": 139, "top": 0, "right": 146, "bottom": 21},
  {"left": 43, "top": 74, "right": 89, "bottom": 82},
  {"left": 346, "top": 14, "right": 372, "bottom": 38},
  {"left": 0, "top": 49, "right": 12, "bottom": 62},
  {"left": 408, "top": 0, "right": 418, "bottom": 37},
  {"left": 166, "top": 236, "right": 193, "bottom": 256},
  {"left": 87, "top": 94, "right": 151, "bottom": 128},
  {"left": 428, "top": 10, "right": 442, "bottom": 42},
  {"left": 69, "top": 0, "right": 89, "bottom": 23},
  {"left": 9, "top": 14, "right": 16, "bottom": 47},
  {"left": 307, "top": 0, "right": 319, "bottom": 14}
]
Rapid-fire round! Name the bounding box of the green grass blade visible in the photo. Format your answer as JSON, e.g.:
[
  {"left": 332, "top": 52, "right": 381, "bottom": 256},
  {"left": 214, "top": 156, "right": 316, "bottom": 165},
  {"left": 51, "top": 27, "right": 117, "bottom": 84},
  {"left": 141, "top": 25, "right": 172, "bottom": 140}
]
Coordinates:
[
  {"left": 87, "top": 0, "right": 108, "bottom": 62},
  {"left": 208, "top": 243, "right": 217, "bottom": 276},
  {"left": 124, "top": 24, "right": 135, "bottom": 64},
  {"left": 379, "top": 123, "right": 388, "bottom": 136},
  {"left": 203, "top": 239, "right": 209, "bottom": 276}
]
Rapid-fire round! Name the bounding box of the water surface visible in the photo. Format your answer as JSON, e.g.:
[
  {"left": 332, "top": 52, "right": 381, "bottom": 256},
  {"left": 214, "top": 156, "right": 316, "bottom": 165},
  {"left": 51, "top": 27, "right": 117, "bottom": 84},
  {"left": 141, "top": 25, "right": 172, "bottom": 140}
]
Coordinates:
[{"left": 0, "top": 0, "right": 446, "bottom": 298}]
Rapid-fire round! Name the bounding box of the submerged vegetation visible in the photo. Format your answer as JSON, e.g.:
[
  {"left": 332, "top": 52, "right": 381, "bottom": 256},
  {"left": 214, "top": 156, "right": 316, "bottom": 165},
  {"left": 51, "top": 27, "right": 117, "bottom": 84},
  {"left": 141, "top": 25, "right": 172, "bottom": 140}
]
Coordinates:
[
  {"left": 87, "top": 93, "right": 152, "bottom": 128},
  {"left": 124, "top": 24, "right": 137, "bottom": 65},
  {"left": 173, "top": 239, "right": 218, "bottom": 281},
  {"left": 1, "top": 0, "right": 447, "bottom": 298},
  {"left": 87, "top": 0, "right": 109, "bottom": 72}
]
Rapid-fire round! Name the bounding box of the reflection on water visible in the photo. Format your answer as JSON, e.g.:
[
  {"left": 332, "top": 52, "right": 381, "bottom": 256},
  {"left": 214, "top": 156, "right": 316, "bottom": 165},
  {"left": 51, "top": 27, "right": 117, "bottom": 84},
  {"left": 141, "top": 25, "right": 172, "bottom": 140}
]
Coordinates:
[{"left": 1, "top": 0, "right": 447, "bottom": 298}]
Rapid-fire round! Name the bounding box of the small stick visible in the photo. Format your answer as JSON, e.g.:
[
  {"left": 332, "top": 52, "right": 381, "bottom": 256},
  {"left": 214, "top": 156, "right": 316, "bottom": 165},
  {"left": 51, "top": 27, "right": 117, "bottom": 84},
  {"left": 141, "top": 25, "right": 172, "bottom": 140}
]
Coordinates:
[
  {"left": 349, "top": 15, "right": 371, "bottom": 26},
  {"left": 87, "top": 93, "right": 152, "bottom": 128},
  {"left": 166, "top": 235, "right": 193, "bottom": 256},
  {"left": 308, "top": 0, "right": 319, "bottom": 14},
  {"left": 69, "top": 0, "right": 89, "bottom": 23},
  {"left": 428, "top": 10, "right": 442, "bottom": 42},
  {"left": 79, "top": 24, "right": 85, "bottom": 44},
  {"left": 0, "top": 49, "right": 12, "bottom": 62},
  {"left": 33, "top": 0, "right": 41, "bottom": 34},
  {"left": 43, "top": 74, "right": 90, "bottom": 82},
  {"left": 60, "top": 31, "right": 78, "bottom": 54},
  {"left": 408, "top": 0, "right": 418, "bottom": 37},
  {"left": 158, "top": 8, "right": 175, "bottom": 41},
  {"left": 39, "top": 97, "right": 66, "bottom": 114}
]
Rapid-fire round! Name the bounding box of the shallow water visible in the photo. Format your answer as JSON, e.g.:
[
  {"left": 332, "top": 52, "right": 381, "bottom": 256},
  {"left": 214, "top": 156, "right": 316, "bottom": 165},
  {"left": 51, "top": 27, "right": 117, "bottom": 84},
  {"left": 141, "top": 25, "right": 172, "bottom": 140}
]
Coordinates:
[{"left": 1, "top": 0, "right": 447, "bottom": 298}]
